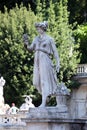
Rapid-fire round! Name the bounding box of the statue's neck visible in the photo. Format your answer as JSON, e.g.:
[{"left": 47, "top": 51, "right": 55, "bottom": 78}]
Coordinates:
[{"left": 39, "top": 32, "right": 46, "bottom": 38}]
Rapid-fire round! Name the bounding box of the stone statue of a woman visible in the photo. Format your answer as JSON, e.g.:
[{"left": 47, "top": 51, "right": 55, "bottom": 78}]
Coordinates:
[{"left": 23, "top": 21, "right": 60, "bottom": 107}]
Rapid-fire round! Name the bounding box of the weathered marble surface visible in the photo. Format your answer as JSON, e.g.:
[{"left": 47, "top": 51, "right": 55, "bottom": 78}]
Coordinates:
[
  {"left": 23, "top": 107, "right": 70, "bottom": 130},
  {"left": 26, "top": 107, "right": 69, "bottom": 119},
  {"left": 69, "top": 76, "right": 87, "bottom": 118}
]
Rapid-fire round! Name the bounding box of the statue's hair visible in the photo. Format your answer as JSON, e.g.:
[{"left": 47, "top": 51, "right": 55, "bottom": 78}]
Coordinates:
[{"left": 35, "top": 21, "right": 48, "bottom": 31}]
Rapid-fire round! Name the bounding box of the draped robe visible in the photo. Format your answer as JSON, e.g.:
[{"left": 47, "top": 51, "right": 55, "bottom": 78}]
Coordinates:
[{"left": 27, "top": 34, "right": 60, "bottom": 97}]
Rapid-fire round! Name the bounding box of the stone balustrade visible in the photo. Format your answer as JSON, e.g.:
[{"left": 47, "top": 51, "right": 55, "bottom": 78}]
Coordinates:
[
  {"left": 0, "top": 112, "right": 27, "bottom": 126},
  {"left": 76, "top": 64, "right": 87, "bottom": 76}
]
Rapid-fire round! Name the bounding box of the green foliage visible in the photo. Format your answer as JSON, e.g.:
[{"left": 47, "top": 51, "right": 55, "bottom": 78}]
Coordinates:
[
  {"left": 68, "top": 0, "right": 87, "bottom": 24},
  {"left": 0, "top": 5, "right": 37, "bottom": 107},
  {"left": 46, "top": 0, "right": 80, "bottom": 85},
  {"left": 74, "top": 23, "right": 87, "bottom": 63}
]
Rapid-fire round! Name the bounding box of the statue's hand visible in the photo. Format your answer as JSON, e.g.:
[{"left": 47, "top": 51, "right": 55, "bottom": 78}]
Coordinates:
[{"left": 22, "top": 34, "right": 29, "bottom": 45}]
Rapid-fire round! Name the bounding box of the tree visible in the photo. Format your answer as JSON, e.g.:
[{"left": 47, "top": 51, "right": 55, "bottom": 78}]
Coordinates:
[
  {"left": 68, "top": 0, "right": 87, "bottom": 24},
  {"left": 0, "top": 0, "right": 37, "bottom": 12},
  {"left": 46, "top": 0, "right": 80, "bottom": 86},
  {"left": 0, "top": 5, "right": 39, "bottom": 107},
  {"left": 74, "top": 23, "right": 87, "bottom": 63}
]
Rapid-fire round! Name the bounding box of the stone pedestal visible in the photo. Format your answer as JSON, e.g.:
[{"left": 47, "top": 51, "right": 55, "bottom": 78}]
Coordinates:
[
  {"left": 23, "top": 107, "right": 70, "bottom": 130},
  {"left": 56, "top": 95, "right": 68, "bottom": 107},
  {"left": 25, "top": 123, "right": 69, "bottom": 130},
  {"left": 0, "top": 126, "right": 26, "bottom": 130},
  {"left": 70, "top": 76, "right": 87, "bottom": 118}
]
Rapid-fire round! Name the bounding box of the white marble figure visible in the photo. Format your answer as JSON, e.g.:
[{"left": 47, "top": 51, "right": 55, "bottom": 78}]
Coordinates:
[
  {"left": 56, "top": 82, "right": 70, "bottom": 96},
  {"left": 23, "top": 21, "right": 60, "bottom": 107},
  {"left": 20, "top": 95, "right": 35, "bottom": 111},
  {"left": 0, "top": 76, "right": 5, "bottom": 96},
  {"left": 0, "top": 76, "right": 6, "bottom": 114},
  {"left": 0, "top": 77, "right": 5, "bottom": 104}
]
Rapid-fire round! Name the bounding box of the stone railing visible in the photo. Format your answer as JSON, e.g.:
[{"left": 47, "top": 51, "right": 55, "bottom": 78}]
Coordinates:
[
  {"left": 0, "top": 111, "right": 27, "bottom": 126},
  {"left": 76, "top": 64, "right": 87, "bottom": 77}
]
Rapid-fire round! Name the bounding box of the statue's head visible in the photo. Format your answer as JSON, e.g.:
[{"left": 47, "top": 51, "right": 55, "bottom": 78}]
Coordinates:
[
  {"left": 35, "top": 21, "right": 48, "bottom": 31},
  {"left": 23, "top": 95, "right": 32, "bottom": 104},
  {"left": 0, "top": 77, "right": 5, "bottom": 87}
]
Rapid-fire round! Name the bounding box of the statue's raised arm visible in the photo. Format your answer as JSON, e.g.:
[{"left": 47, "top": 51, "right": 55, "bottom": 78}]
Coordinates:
[
  {"left": 23, "top": 34, "right": 29, "bottom": 49},
  {"left": 23, "top": 33, "right": 35, "bottom": 51}
]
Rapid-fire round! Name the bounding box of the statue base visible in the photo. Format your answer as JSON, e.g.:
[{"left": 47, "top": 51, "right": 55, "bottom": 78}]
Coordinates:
[
  {"left": 27, "top": 106, "right": 69, "bottom": 118},
  {"left": 23, "top": 106, "right": 70, "bottom": 130}
]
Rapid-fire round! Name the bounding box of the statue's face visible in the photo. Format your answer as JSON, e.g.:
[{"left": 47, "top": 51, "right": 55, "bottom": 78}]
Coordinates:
[
  {"left": 25, "top": 96, "right": 32, "bottom": 104},
  {"left": 36, "top": 27, "right": 44, "bottom": 34}
]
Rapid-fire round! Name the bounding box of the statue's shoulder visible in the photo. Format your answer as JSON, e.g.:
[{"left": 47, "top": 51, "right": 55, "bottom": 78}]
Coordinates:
[
  {"left": 33, "top": 36, "right": 38, "bottom": 40},
  {"left": 45, "top": 34, "right": 52, "bottom": 40},
  {"left": 32, "top": 36, "right": 38, "bottom": 43},
  {"left": 46, "top": 35, "right": 54, "bottom": 42}
]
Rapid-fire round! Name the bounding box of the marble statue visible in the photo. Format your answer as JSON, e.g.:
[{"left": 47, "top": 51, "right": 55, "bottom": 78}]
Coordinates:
[
  {"left": 20, "top": 95, "right": 35, "bottom": 111},
  {"left": 23, "top": 21, "right": 60, "bottom": 107},
  {"left": 0, "top": 76, "right": 11, "bottom": 114},
  {"left": 0, "top": 76, "right": 5, "bottom": 105},
  {"left": 0, "top": 76, "right": 5, "bottom": 96},
  {"left": 0, "top": 76, "right": 6, "bottom": 114}
]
